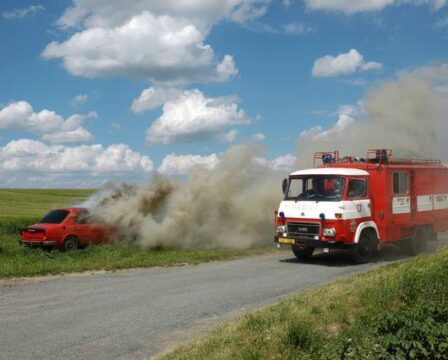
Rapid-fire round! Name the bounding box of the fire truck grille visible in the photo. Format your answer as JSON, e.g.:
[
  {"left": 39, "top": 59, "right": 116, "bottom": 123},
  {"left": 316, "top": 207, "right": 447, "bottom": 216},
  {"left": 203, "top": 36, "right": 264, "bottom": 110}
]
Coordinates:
[{"left": 287, "top": 222, "right": 320, "bottom": 239}]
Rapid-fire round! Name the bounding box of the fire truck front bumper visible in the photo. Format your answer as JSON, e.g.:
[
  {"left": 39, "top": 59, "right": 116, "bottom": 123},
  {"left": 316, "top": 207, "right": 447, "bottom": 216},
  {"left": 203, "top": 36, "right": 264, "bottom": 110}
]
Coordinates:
[{"left": 274, "top": 236, "right": 351, "bottom": 249}]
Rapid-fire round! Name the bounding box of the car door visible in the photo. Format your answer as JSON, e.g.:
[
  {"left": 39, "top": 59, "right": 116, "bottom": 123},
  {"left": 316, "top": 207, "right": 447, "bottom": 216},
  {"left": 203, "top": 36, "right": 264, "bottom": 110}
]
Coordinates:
[{"left": 72, "top": 210, "right": 92, "bottom": 245}]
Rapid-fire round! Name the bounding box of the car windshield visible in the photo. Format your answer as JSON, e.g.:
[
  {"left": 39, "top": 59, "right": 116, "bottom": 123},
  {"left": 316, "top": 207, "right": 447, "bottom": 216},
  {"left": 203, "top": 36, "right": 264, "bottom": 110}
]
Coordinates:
[
  {"left": 39, "top": 210, "right": 70, "bottom": 224},
  {"left": 285, "top": 176, "right": 346, "bottom": 202}
]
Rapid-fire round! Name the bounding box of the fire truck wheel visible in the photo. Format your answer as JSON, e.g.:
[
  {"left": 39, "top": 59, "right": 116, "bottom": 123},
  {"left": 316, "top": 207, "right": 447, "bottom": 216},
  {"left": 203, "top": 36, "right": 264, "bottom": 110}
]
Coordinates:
[
  {"left": 400, "top": 228, "right": 427, "bottom": 256},
  {"left": 351, "top": 231, "right": 375, "bottom": 264},
  {"left": 291, "top": 245, "right": 314, "bottom": 260},
  {"left": 60, "top": 236, "right": 79, "bottom": 252}
]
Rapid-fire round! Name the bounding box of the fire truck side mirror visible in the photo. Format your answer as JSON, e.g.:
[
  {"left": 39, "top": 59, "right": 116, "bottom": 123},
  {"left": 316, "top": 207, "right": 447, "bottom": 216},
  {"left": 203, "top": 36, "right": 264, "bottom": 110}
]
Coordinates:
[{"left": 282, "top": 178, "right": 288, "bottom": 195}]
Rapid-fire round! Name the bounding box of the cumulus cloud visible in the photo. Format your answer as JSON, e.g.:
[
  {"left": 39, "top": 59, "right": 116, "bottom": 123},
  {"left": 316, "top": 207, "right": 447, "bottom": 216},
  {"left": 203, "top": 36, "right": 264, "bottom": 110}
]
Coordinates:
[
  {"left": 255, "top": 154, "right": 297, "bottom": 171},
  {"left": 157, "top": 149, "right": 295, "bottom": 176},
  {"left": 56, "top": 0, "right": 270, "bottom": 29},
  {"left": 300, "top": 105, "right": 359, "bottom": 139},
  {"left": 42, "top": 1, "right": 267, "bottom": 83},
  {"left": 158, "top": 153, "right": 219, "bottom": 175},
  {"left": 312, "top": 49, "right": 383, "bottom": 77},
  {"left": 145, "top": 89, "right": 250, "bottom": 144},
  {"left": 2, "top": 5, "right": 44, "bottom": 19},
  {"left": 70, "top": 94, "right": 89, "bottom": 107},
  {"left": 297, "top": 63, "right": 448, "bottom": 166},
  {"left": 131, "top": 87, "right": 184, "bottom": 113},
  {"left": 0, "top": 139, "right": 153, "bottom": 187},
  {"left": 305, "top": 0, "right": 446, "bottom": 14},
  {"left": 0, "top": 101, "right": 96, "bottom": 144}
]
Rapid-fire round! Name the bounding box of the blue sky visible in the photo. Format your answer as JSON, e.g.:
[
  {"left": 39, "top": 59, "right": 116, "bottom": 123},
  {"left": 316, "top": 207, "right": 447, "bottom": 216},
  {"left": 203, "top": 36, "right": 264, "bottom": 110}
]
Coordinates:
[{"left": 1, "top": 0, "right": 447, "bottom": 186}]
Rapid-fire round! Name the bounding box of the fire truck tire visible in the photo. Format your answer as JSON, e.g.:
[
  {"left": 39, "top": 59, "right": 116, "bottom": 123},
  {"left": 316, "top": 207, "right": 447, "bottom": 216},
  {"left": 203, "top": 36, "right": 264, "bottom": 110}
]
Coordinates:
[
  {"left": 291, "top": 245, "right": 314, "bottom": 260},
  {"left": 351, "top": 230, "right": 376, "bottom": 264},
  {"left": 400, "top": 228, "right": 427, "bottom": 256},
  {"left": 60, "top": 236, "right": 79, "bottom": 252}
]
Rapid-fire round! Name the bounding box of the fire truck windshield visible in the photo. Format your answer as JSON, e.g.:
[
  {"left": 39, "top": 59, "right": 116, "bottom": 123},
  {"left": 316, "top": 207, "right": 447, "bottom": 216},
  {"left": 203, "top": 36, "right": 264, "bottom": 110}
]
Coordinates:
[{"left": 285, "top": 176, "right": 346, "bottom": 202}]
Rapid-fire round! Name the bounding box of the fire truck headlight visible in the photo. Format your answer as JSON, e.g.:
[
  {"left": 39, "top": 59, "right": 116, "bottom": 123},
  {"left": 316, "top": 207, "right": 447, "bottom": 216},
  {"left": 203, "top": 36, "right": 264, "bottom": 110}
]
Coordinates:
[
  {"left": 323, "top": 228, "right": 336, "bottom": 237},
  {"left": 276, "top": 225, "right": 286, "bottom": 234}
]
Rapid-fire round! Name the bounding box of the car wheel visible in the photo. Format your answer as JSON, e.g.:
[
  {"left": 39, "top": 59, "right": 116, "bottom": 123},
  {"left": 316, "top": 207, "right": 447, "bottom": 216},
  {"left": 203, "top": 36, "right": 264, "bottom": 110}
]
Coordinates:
[
  {"left": 60, "top": 236, "right": 79, "bottom": 252},
  {"left": 351, "top": 231, "right": 375, "bottom": 264},
  {"left": 291, "top": 245, "right": 314, "bottom": 260}
]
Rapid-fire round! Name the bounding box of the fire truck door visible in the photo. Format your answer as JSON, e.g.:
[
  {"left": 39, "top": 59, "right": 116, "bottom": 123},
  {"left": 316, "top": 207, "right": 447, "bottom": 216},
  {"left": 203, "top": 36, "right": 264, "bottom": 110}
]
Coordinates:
[{"left": 347, "top": 178, "right": 371, "bottom": 219}]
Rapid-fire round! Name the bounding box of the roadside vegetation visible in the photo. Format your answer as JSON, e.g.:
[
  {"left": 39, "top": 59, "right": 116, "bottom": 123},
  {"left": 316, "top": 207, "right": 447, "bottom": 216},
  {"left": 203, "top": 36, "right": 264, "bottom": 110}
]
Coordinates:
[
  {"left": 162, "top": 248, "right": 448, "bottom": 360},
  {"left": 0, "top": 189, "right": 269, "bottom": 278}
]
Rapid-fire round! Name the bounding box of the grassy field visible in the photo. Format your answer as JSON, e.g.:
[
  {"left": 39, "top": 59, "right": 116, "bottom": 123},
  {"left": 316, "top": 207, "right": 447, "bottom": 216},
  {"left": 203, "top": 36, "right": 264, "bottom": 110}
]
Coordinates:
[
  {"left": 0, "top": 188, "right": 95, "bottom": 218},
  {"left": 0, "top": 189, "right": 269, "bottom": 278},
  {"left": 162, "top": 248, "right": 448, "bottom": 360}
]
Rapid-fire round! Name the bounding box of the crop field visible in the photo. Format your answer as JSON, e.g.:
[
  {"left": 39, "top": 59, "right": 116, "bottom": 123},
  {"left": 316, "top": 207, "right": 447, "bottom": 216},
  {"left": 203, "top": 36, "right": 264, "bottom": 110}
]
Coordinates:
[
  {"left": 0, "top": 189, "right": 268, "bottom": 278},
  {"left": 0, "top": 188, "right": 95, "bottom": 218}
]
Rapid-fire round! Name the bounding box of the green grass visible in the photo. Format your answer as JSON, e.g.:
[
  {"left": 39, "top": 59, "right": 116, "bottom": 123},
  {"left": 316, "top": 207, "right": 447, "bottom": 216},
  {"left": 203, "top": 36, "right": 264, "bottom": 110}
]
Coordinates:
[
  {"left": 0, "top": 231, "right": 267, "bottom": 278},
  {"left": 0, "top": 188, "right": 95, "bottom": 218},
  {"left": 162, "top": 248, "right": 448, "bottom": 360},
  {"left": 0, "top": 189, "right": 270, "bottom": 278}
]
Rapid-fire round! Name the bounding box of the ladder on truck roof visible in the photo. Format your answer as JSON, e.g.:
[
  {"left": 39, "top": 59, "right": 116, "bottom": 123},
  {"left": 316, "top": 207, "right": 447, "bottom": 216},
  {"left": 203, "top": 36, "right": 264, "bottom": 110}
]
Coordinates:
[{"left": 314, "top": 149, "right": 441, "bottom": 167}]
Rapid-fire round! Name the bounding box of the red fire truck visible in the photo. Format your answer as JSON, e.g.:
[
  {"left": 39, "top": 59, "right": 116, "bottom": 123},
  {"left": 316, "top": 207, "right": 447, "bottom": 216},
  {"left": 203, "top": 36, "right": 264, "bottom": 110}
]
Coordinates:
[{"left": 274, "top": 149, "right": 448, "bottom": 263}]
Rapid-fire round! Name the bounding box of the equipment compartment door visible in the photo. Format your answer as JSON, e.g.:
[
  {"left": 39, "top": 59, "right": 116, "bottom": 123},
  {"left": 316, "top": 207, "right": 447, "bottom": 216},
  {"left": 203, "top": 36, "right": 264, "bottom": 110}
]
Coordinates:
[{"left": 392, "top": 170, "right": 412, "bottom": 225}]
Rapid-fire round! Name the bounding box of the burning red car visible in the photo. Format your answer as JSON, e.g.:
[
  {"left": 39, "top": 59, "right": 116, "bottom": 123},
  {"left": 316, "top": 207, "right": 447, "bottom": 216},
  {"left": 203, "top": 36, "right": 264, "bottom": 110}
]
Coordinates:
[{"left": 20, "top": 207, "right": 110, "bottom": 251}]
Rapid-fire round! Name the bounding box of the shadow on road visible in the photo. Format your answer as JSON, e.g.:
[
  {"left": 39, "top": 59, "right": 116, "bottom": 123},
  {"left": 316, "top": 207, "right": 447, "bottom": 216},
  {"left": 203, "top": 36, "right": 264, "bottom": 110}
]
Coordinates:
[{"left": 279, "top": 240, "right": 442, "bottom": 268}]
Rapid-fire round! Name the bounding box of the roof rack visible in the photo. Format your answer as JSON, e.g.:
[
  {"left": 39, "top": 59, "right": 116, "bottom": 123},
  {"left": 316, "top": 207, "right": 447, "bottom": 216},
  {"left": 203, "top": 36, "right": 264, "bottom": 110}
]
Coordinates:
[
  {"left": 313, "top": 149, "right": 441, "bottom": 168},
  {"left": 366, "top": 149, "right": 441, "bottom": 165}
]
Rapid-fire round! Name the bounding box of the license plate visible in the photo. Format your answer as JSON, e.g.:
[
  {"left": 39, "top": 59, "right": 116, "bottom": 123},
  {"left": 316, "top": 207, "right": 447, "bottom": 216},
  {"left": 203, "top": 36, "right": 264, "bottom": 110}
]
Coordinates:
[{"left": 278, "top": 238, "right": 295, "bottom": 245}]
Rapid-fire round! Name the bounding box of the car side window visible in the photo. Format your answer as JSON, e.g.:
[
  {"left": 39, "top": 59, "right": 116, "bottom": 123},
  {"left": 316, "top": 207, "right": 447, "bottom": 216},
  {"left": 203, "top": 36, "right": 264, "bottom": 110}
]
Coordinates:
[
  {"left": 393, "top": 172, "right": 409, "bottom": 195},
  {"left": 348, "top": 179, "right": 367, "bottom": 199}
]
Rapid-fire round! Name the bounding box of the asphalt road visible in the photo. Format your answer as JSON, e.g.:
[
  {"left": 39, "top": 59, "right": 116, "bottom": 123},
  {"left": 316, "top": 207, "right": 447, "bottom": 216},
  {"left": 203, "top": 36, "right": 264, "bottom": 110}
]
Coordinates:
[{"left": 0, "top": 240, "right": 446, "bottom": 360}]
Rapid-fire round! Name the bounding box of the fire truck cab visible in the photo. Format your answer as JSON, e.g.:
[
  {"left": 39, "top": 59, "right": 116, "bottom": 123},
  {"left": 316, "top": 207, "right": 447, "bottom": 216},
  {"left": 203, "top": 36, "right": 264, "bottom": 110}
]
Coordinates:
[{"left": 274, "top": 149, "right": 448, "bottom": 263}]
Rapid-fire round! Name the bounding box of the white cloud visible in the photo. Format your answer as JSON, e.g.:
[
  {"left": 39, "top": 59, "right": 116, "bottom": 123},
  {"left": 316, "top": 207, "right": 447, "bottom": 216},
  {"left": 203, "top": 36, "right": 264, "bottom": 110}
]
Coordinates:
[
  {"left": 145, "top": 89, "right": 250, "bottom": 144},
  {"left": 42, "top": 1, "right": 268, "bottom": 83},
  {"left": 305, "top": 0, "right": 445, "bottom": 14},
  {"left": 2, "top": 5, "right": 44, "bottom": 19},
  {"left": 158, "top": 153, "right": 219, "bottom": 175},
  {"left": 252, "top": 132, "right": 266, "bottom": 141},
  {"left": 158, "top": 151, "right": 295, "bottom": 176},
  {"left": 283, "top": 21, "right": 314, "bottom": 35},
  {"left": 255, "top": 154, "right": 297, "bottom": 171},
  {"left": 216, "top": 129, "right": 239, "bottom": 143},
  {"left": 0, "top": 101, "right": 96, "bottom": 143},
  {"left": 56, "top": 0, "right": 270, "bottom": 29},
  {"left": 300, "top": 105, "right": 359, "bottom": 140},
  {"left": 312, "top": 49, "right": 383, "bottom": 77},
  {"left": 131, "top": 87, "right": 184, "bottom": 113},
  {"left": 0, "top": 139, "right": 153, "bottom": 186},
  {"left": 70, "top": 94, "right": 89, "bottom": 107}
]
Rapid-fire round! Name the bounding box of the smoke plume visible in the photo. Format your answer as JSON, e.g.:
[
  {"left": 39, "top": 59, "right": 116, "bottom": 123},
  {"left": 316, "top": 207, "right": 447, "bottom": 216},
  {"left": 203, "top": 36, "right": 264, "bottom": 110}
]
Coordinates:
[
  {"left": 297, "top": 63, "right": 448, "bottom": 166},
  {"left": 84, "top": 145, "right": 282, "bottom": 249},
  {"left": 84, "top": 63, "right": 448, "bottom": 249}
]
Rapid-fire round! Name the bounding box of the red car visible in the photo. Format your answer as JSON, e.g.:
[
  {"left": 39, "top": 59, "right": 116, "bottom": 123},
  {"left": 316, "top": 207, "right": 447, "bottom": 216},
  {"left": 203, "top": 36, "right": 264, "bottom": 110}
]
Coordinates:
[{"left": 20, "top": 207, "right": 110, "bottom": 251}]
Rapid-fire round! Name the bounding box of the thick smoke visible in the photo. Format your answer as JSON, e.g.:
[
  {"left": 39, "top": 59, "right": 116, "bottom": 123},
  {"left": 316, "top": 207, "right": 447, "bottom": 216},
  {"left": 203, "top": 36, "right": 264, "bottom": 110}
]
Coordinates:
[
  {"left": 84, "top": 63, "right": 448, "bottom": 249},
  {"left": 84, "top": 145, "right": 282, "bottom": 249},
  {"left": 297, "top": 63, "right": 448, "bottom": 166}
]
